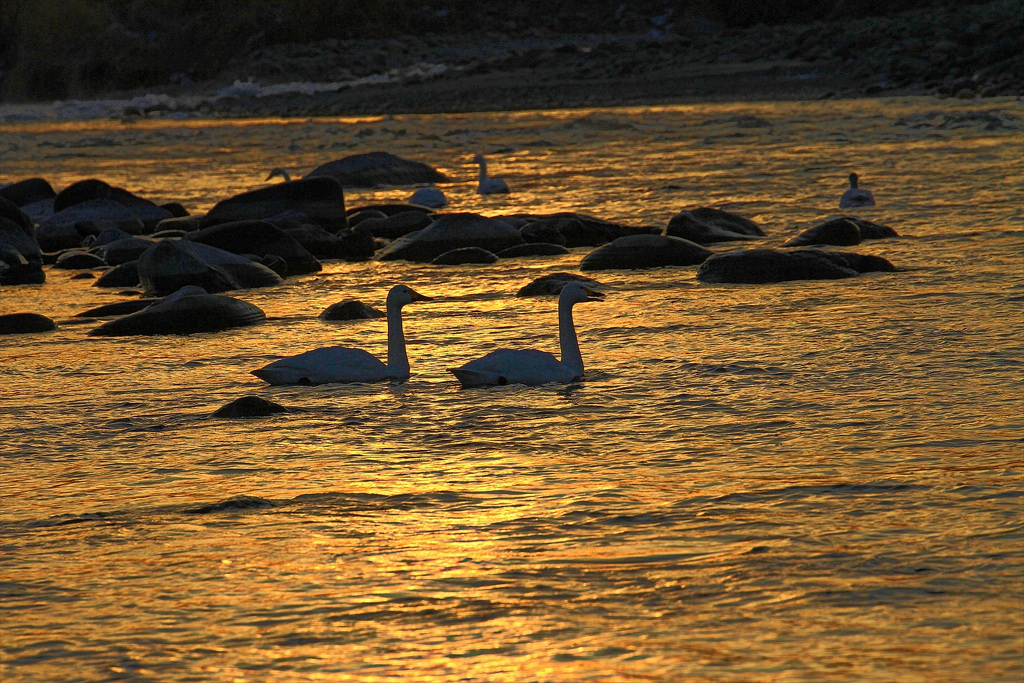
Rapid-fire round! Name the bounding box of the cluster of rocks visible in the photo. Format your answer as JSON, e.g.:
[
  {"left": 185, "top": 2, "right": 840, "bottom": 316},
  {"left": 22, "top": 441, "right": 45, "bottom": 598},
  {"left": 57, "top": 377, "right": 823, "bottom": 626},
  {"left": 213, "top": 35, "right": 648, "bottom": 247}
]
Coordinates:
[{"left": 1, "top": 150, "right": 901, "bottom": 338}]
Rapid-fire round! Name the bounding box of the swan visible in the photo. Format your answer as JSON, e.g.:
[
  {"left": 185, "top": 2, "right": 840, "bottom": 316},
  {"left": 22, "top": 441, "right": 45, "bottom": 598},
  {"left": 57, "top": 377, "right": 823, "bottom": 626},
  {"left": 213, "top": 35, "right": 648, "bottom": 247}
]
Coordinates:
[
  {"left": 266, "top": 168, "right": 292, "bottom": 183},
  {"left": 839, "top": 172, "right": 875, "bottom": 209},
  {"left": 473, "top": 154, "right": 510, "bottom": 194},
  {"left": 409, "top": 186, "right": 447, "bottom": 208},
  {"left": 449, "top": 281, "right": 604, "bottom": 387},
  {"left": 252, "top": 284, "right": 431, "bottom": 385}
]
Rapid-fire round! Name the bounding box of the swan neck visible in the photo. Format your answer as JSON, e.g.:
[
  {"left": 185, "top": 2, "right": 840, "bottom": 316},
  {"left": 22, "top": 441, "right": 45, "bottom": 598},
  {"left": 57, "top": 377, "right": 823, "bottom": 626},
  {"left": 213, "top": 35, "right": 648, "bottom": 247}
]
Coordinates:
[
  {"left": 386, "top": 303, "right": 409, "bottom": 377},
  {"left": 477, "top": 158, "right": 488, "bottom": 182},
  {"left": 558, "top": 298, "right": 583, "bottom": 375}
]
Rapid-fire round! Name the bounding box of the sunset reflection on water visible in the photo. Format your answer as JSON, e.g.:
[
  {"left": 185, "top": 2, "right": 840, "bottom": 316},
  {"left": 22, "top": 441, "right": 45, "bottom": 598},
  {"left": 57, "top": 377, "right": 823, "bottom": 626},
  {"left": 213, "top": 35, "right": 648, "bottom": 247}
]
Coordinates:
[{"left": 1, "top": 97, "right": 1022, "bottom": 681}]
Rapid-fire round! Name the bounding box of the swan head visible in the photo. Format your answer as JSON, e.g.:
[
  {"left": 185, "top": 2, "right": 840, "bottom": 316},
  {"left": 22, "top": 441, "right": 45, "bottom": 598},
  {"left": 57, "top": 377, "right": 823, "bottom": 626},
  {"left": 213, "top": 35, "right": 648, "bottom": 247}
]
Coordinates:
[
  {"left": 560, "top": 281, "right": 605, "bottom": 305},
  {"left": 473, "top": 153, "right": 485, "bottom": 164},
  {"left": 266, "top": 167, "right": 292, "bottom": 182},
  {"left": 848, "top": 172, "right": 859, "bottom": 188},
  {"left": 387, "top": 284, "right": 433, "bottom": 308}
]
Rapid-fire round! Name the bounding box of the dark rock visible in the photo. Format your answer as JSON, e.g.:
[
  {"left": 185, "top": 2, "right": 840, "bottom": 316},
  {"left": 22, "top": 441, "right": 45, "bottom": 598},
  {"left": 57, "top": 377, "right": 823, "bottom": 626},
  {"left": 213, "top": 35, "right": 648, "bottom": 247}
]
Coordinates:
[
  {"left": 580, "top": 234, "right": 713, "bottom": 271},
  {"left": 185, "top": 495, "right": 276, "bottom": 513},
  {"left": 307, "top": 152, "right": 448, "bottom": 188},
  {"left": 205, "top": 176, "right": 347, "bottom": 231},
  {"left": 517, "top": 272, "right": 606, "bottom": 296},
  {"left": 138, "top": 240, "right": 282, "bottom": 296},
  {"left": 37, "top": 199, "right": 145, "bottom": 251},
  {"left": 94, "top": 261, "right": 140, "bottom": 288},
  {"left": 519, "top": 213, "right": 659, "bottom": 248},
  {"left": 88, "top": 286, "right": 266, "bottom": 336},
  {"left": 160, "top": 202, "right": 189, "bottom": 218},
  {"left": 76, "top": 299, "right": 159, "bottom": 317},
  {"left": 497, "top": 243, "right": 570, "bottom": 258},
  {"left": 783, "top": 218, "right": 862, "bottom": 247},
  {"left": 0, "top": 312, "right": 57, "bottom": 334},
  {"left": 665, "top": 208, "right": 764, "bottom": 244},
  {"left": 319, "top": 300, "right": 385, "bottom": 321},
  {"left": 212, "top": 396, "right": 291, "bottom": 418},
  {"left": 687, "top": 207, "right": 765, "bottom": 236},
  {"left": 346, "top": 203, "right": 435, "bottom": 218},
  {"left": 155, "top": 216, "right": 205, "bottom": 233},
  {"left": 52, "top": 179, "right": 172, "bottom": 229},
  {"left": 377, "top": 212, "right": 523, "bottom": 263},
  {"left": 54, "top": 250, "right": 108, "bottom": 269},
  {"left": 431, "top": 246, "right": 499, "bottom": 265},
  {"left": 697, "top": 248, "right": 896, "bottom": 284},
  {"left": 96, "top": 237, "right": 157, "bottom": 265},
  {"left": 354, "top": 210, "right": 434, "bottom": 240},
  {"left": 0, "top": 196, "right": 34, "bottom": 233},
  {"left": 842, "top": 216, "right": 899, "bottom": 239},
  {"left": 0, "top": 178, "right": 56, "bottom": 208},
  {"left": 186, "top": 220, "right": 321, "bottom": 275}
]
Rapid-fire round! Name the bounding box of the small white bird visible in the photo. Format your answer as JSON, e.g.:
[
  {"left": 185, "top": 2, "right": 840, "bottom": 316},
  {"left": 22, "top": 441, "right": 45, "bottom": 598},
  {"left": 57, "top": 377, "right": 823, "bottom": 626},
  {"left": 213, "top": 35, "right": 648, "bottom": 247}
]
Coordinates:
[
  {"left": 448, "top": 282, "right": 604, "bottom": 387},
  {"left": 409, "top": 186, "right": 447, "bottom": 208},
  {"left": 473, "top": 154, "right": 510, "bottom": 194},
  {"left": 839, "top": 172, "right": 875, "bottom": 209},
  {"left": 266, "top": 167, "right": 292, "bottom": 183},
  {"left": 251, "top": 284, "right": 431, "bottom": 385}
]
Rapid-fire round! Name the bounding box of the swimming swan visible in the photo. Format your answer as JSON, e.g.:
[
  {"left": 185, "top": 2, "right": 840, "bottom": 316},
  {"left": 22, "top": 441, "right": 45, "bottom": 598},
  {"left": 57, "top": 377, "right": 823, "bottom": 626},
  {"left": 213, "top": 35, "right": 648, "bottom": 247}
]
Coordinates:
[
  {"left": 252, "top": 285, "right": 431, "bottom": 385},
  {"left": 839, "top": 172, "right": 875, "bottom": 209},
  {"left": 474, "top": 154, "right": 510, "bottom": 194},
  {"left": 449, "top": 282, "right": 604, "bottom": 387}
]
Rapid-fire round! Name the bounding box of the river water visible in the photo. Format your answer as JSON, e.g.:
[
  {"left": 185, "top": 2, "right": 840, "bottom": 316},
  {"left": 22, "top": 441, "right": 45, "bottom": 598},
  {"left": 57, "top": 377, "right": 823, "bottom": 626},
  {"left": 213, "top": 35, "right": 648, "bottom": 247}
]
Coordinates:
[{"left": 1, "top": 98, "right": 1022, "bottom": 681}]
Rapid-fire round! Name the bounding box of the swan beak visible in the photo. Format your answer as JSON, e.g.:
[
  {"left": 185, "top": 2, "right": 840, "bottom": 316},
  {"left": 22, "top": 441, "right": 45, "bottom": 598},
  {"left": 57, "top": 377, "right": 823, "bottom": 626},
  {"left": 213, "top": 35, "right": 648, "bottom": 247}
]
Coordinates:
[
  {"left": 409, "top": 289, "right": 433, "bottom": 302},
  {"left": 583, "top": 287, "right": 605, "bottom": 302}
]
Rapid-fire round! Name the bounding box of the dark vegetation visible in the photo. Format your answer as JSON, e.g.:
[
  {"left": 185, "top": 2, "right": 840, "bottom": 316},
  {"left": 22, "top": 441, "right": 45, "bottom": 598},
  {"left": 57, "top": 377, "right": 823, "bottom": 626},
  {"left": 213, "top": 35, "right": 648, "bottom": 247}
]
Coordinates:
[{"left": 1, "top": 0, "right": 1009, "bottom": 102}]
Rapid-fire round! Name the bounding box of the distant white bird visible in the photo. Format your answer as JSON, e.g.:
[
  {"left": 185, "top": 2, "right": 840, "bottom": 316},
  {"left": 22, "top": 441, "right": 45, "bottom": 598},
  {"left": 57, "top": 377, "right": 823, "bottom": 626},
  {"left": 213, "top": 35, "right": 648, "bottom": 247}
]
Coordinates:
[
  {"left": 251, "top": 284, "right": 431, "bottom": 385},
  {"left": 839, "top": 172, "right": 875, "bottom": 209},
  {"left": 409, "top": 186, "right": 447, "bottom": 208},
  {"left": 449, "top": 282, "right": 604, "bottom": 387},
  {"left": 473, "top": 154, "right": 510, "bottom": 194},
  {"left": 266, "top": 168, "right": 292, "bottom": 183}
]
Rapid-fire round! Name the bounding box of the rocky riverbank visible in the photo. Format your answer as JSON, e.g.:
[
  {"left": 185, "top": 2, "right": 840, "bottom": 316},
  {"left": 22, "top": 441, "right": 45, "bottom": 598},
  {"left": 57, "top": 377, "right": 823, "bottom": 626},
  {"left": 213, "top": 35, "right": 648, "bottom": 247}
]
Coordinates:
[{"left": 5, "top": 0, "right": 1020, "bottom": 121}]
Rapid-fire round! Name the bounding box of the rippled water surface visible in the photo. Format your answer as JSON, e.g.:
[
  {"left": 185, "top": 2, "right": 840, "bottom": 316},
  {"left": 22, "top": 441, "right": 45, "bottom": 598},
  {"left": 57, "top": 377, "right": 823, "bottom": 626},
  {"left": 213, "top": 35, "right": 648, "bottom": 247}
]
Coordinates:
[{"left": 1, "top": 98, "right": 1022, "bottom": 681}]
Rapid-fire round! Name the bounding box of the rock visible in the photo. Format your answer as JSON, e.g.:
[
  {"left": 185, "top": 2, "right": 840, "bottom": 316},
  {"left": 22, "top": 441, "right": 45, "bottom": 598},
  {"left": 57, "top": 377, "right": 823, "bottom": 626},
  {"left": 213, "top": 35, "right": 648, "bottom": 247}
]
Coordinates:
[
  {"left": 307, "top": 152, "right": 448, "bottom": 188},
  {"left": 76, "top": 299, "right": 159, "bottom": 317},
  {"left": 0, "top": 196, "right": 34, "bottom": 233},
  {"left": 319, "top": 300, "right": 385, "bottom": 321},
  {"left": 284, "top": 225, "right": 374, "bottom": 261},
  {"left": 346, "top": 203, "right": 435, "bottom": 218},
  {"left": 138, "top": 240, "right": 282, "bottom": 296},
  {"left": 37, "top": 199, "right": 145, "bottom": 251},
  {"left": 783, "top": 218, "right": 862, "bottom": 247},
  {"left": 842, "top": 216, "right": 899, "bottom": 239},
  {"left": 95, "top": 237, "right": 157, "bottom": 265},
  {"left": 185, "top": 220, "right": 321, "bottom": 276},
  {"left": 497, "top": 243, "right": 570, "bottom": 258},
  {"left": 409, "top": 187, "right": 447, "bottom": 208},
  {"left": 665, "top": 208, "right": 764, "bottom": 244},
  {"left": 0, "top": 178, "right": 56, "bottom": 208},
  {"left": 0, "top": 211, "right": 44, "bottom": 285},
  {"left": 580, "top": 234, "right": 713, "bottom": 271},
  {"left": 519, "top": 213, "right": 659, "bottom": 248},
  {"left": 52, "top": 179, "right": 172, "bottom": 230},
  {"left": 517, "top": 272, "right": 606, "bottom": 296},
  {"left": 93, "top": 260, "right": 140, "bottom": 288},
  {"left": 88, "top": 286, "right": 266, "bottom": 336},
  {"left": 54, "top": 250, "right": 108, "bottom": 269},
  {"left": 0, "top": 312, "right": 57, "bottom": 334},
  {"left": 212, "top": 396, "right": 291, "bottom": 418},
  {"left": 696, "top": 248, "right": 896, "bottom": 284},
  {"left": 354, "top": 210, "right": 434, "bottom": 240},
  {"left": 377, "top": 212, "right": 523, "bottom": 263},
  {"left": 205, "top": 176, "right": 347, "bottom": 231},
  {"left": 431, "top": 246, "right": 499, "bottom": 265}
]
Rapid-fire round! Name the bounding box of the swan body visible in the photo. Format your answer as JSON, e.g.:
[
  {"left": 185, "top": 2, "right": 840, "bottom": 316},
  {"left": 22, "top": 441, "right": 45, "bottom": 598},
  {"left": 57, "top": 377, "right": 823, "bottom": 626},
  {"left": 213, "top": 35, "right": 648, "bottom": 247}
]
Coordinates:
[
  {"left": 252, "top": 285, "right": 430, "bottom": 385},
  {"left": 449, "top": 282, "right": 603, "bottom": 387},
  {"left": 839, "top": 172, "right": 875, "bottom": 209},
  {"left": 409, "top": 186, "right": 447, "bottom": 208},
  {"left": 474, "top": 154, "right": 510, "bottom": 194},
  {"left": 266, "top": 167, "right": 292, "bottom": 183}
]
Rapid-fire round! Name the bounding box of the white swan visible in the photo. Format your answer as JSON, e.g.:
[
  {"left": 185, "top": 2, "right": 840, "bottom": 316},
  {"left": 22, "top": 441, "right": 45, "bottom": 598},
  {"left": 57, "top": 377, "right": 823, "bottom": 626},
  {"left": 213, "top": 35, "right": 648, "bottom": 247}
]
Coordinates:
[
  {"left": 409, "top": 186, "right": 447, "bottom": 208},
  {"left": 839, "top": 172, "right": 875, "bottom": 209},
  {"left": 266, "top": 167, "right": 292, "bottom": 183},
  {"left": 474, "top": 154, "right": 510, "bottom": 194},
  {"left": 252, "top": 285, "right": 431, "bottom": 385},
  {"left": 449, "top": 281, "right": 604, "bottom": 387}
]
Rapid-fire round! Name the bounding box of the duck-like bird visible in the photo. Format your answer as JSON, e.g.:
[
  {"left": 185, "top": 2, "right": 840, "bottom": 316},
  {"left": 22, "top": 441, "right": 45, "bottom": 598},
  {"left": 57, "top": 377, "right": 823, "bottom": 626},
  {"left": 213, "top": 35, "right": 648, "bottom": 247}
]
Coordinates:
[
  {"left": 839, "top": 172, "right": 875, "bottom": 209},
  {"left": 449, "top": 282, "right": 604, "bottom": 387},
  {"left": 252, "top": 285, "right": 431, "bottom": 385},
  {"left": 474, "top": 154, "right": 510, "bottom": 194}
]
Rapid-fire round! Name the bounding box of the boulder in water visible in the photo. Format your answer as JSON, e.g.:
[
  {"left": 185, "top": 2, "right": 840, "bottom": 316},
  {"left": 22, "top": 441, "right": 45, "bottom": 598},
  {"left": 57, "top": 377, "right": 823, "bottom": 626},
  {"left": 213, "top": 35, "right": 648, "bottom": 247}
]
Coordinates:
[
  {"left": 517, "top": 272, "right": 606, "bottom": 296},
  {"left": 88, "top": 286, "right": 266, "bottom": 336},
  {"left": 319, "top": 300, "right": 385, "bottom": 321},
  {"left": 0, "top": 312, "right": 57, "bottom": 334},
  {"left": 185, "top": 220, "right": 321, "bottom": 276},
  {"left": 212, "top": 396, "right": 292, "bottom": 418},
  {"left": 206, "top": 176, "right": 347, "bottom": 231},
  {"left": 377, "top": 213, "right": 523, "bottom": 263},
  {"left": 580, "top": 234, "right": 713, "bottom": 271},
  {"left": 783, "top": 218, "right": 862, "bottom": 247},
  {"left": 696, "top": 248, "right": 897, "bottom": 284},
  {"left": 665, "top": 208, "right": 764, "bottom": 245},
  {"left": 307, "top": 152, "right": 448, "bottom": 188}
]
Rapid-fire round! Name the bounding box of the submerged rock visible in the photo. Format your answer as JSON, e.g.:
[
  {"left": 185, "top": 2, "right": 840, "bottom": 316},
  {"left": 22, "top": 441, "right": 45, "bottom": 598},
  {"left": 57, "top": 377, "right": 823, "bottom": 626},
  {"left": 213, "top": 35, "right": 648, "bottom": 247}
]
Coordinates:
[
  {"left": 697, "top": 248, "right": 897, "bottom": 284},
  {"left": 580, "top": 234, "right": 713, "bottom": 271},
  {"left": 307, "top": 152, "right": 448, "bottom": 188},
  {"left": 431, "top": 246, "right": 499, "bottom": 265},
  {"left": 0, "top": 312, "right": 57, "bottom": 334},
  {"left": 212, "top": 396, "right": 292, "bottom": 418},
  {"left": 517, "top": 272, "right": 606, "bottom": 296},
  {"left": 319, "top": 300, "right": 385, "bottom": 321},
  {"left": 783, "top": 218, "right": 862, "bottom": 247}
]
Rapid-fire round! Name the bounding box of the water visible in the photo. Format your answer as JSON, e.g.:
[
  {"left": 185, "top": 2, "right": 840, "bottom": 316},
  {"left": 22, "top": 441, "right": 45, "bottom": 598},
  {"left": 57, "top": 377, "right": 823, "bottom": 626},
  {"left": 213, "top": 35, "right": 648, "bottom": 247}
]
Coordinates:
[{"left": 1, "top": 98, "right": 1022, "bottom": 681}]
